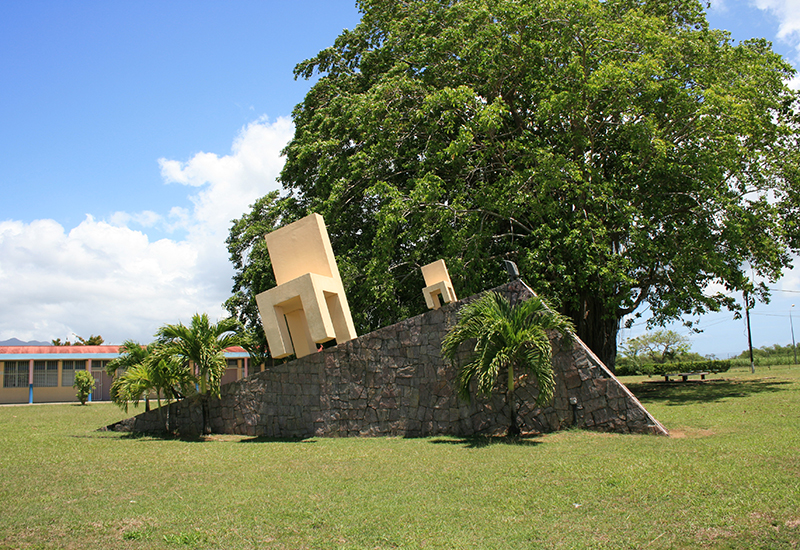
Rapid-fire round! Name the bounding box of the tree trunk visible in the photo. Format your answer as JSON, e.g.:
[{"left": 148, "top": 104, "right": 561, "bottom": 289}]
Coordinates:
[
  {"left": 156, "top": 392, "right": 164, "bottom": 433},
  {"left": 201, "top": 394, "right": 211, "bottom": 435},
  {"left": 507, "top": 367, "right": 520, "bottom": 437},
  {"left": 564, "top": 294, "right": 620, "bottom": 372}
]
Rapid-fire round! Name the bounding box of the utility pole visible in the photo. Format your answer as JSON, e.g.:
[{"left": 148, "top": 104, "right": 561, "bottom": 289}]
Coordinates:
[
  {"left": 745, "top": 291, "right": 755, "bottom": 373},
  {"left": 791, "top": 304, "right": 797, "bottom": 365}
]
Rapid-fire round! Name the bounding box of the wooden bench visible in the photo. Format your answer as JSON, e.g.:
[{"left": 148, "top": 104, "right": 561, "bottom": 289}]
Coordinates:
[{"left": 663, "top": 371, "right": 709, "bottom": 382}]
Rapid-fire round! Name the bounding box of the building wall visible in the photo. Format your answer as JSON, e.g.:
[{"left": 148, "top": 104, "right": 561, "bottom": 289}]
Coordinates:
[
  {"left": 0, "top": 359, "right": 94, "bottom": 404},
  {"left": 1, "top": 387, "right": 28, "bottom": 405},
  {"left": 0, "top": 352, "right": 250, "bottom": 404},
  {"left": 108, "top": 281, "right": 668, "bottom": 437}
]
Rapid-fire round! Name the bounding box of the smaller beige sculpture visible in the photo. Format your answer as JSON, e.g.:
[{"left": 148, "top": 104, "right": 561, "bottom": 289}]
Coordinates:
[
  {"left": 255, "top": 213, "right": 357, "bottom": 359},
  {"left": 421, "top": 259, "right": 457, "bottom": 310}
]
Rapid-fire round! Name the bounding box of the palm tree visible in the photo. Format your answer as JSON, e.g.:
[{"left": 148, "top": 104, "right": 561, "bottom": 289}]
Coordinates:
[
  {"left": 441, "top": 291, "right": 574, "bottom": 436},
  {"left": 155, "top": 313, "right": 242, "bottom": 433},
  {"left": 110, "top": 356, "right": 194, "bottom": 432},
  {"left": 107, "top": 340, "right": 153, "bottom": 410},
  {"left": 110, "top": 363, "right": 153, "bottom": 413},
  {"left": 107, "top": 340, "right": 150, "bottom": 377}
]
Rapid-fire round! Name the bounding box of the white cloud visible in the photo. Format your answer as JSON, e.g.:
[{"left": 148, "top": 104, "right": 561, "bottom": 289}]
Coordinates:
[
  {"left": 753, "top": 0, "right": 800, "bottom": 38},
  {"left": 752, "top": 0, "right": 800, "bottom": 54},
  {"left": 108, "top": 210, "right": 162, "bottom": 228},
  {"left": 159, "top": 115, "right": 293, "bottom": 238},
  {"left": 0, "top": 117, "right": 293, "bottom": 344},
  {"left": 708, "top": 0, "right": 730, "bottom": 13}
]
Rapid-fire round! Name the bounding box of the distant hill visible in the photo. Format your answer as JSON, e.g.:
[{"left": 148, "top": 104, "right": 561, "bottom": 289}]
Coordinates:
[{"left": 0, "top": 338, "right": 52, "bottom": 346}]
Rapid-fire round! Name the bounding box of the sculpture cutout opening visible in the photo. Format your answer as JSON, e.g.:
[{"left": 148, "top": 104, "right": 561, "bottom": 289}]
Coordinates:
[
  {"left": 255, "top": 214, "right": 357, "bottom": 359},
  {"left": 421, "top": 259, "right": 457, "bottom": 310}
]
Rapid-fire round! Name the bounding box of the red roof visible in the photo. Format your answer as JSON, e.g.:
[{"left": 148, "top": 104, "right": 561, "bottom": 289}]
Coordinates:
[
  {"left": 0, "top": 345, "right": 246, "bottom": 354},
  {"left": 0, "top": 345, "right": 121, "bottom": 354}
]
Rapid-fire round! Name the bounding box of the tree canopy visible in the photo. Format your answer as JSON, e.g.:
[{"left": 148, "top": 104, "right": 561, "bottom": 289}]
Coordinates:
[
  {"left": 620, "top": 329, "right": 691, "bottom": 365},
  {"left": 52, "top": 335, "right": 104, "bottom": 346},
  {"left": 227, "top": 0, "right": 800, "bottom": 369}
]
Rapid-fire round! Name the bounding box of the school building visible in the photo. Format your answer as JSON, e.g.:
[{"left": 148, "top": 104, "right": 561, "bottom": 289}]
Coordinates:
[{"left": 0, "top": 345, "right": 255, "bottom": 405}]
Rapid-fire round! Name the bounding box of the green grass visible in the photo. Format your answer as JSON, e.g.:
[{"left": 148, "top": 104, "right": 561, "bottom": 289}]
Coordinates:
[{"left": 1, "top": 366, "right": 799, "bottom": 549}]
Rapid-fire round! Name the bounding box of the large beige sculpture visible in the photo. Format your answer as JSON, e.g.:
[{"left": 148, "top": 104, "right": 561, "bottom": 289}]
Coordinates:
[
  {"left": 421, "top": 259, "right": 457, "bottom": 310},
  {"left": 255, "top": 214, "right": 357, "bottom": 359}
]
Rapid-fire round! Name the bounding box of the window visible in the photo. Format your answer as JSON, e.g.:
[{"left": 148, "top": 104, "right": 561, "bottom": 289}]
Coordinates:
[
  {"left": 227, "top": 359, "right": 239, "bottom": 369},
  {"left": 61, "top": 360, "right": 86, "bottom": 387},
  {"left": 91, "top": 360, "right": 108, "bottom": 375},
  {"left": 33, "top": 361, "right": 58, "bottom": 387},
  {"left": 92, "top": 359, "right": 108, "bottom": 387},
  {"left": 3, "top": 361, "right": 28, "bottom": 388}
]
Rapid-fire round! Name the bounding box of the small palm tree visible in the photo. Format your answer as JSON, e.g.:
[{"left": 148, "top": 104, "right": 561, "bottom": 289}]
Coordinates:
[
  {"left": 107, "top": 340, "right": 152, "bottom": 376},
  {"left": 110, "top": 352, "right": 194, "bottom": 431},
  {"left": 155, "top": 313, "right": 241, "bottom": 397},
  {"left": 441, "top": 291, "right": 574, "bottom": 436},
  {"left": 107, "top": 340, "right": 153, "bottom": 410},
  {"left": 155, "top": 313, "right": 242, "bottom": 433}
]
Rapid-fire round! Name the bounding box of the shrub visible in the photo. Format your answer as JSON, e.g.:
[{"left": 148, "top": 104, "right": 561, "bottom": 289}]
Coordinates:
[
  {"left": 652, "top": 360, "right": 732, "bottom": 376},
  {"left": 615, "top": 360, "right": 732, "bottom": 377},
  {"left": 615, "top": 362, "right": 653, "bottom": 376},
  {"left": 72, "top": 370, "right": 96, "bottom": 405}
]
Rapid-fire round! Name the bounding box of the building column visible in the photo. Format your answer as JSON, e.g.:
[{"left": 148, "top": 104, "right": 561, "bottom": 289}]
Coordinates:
[
  {"left": 28, "top": 359, "right": 34, "bottom": 404},
  {"left": 244, "top": 357, "right": 249, "bottom": 378},
  {"left": 86, "top": 359, "right": 93, "bottom": 403}
]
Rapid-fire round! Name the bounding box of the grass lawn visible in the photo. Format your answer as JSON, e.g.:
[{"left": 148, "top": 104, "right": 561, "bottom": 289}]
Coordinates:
[{"left": 0, "top": 366, "right": 798, "bottom": 549}]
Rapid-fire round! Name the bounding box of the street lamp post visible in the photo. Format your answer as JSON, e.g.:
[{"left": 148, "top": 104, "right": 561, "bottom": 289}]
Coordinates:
[{"left": 791, "top": 304, "right": 797, "bottom": 365}]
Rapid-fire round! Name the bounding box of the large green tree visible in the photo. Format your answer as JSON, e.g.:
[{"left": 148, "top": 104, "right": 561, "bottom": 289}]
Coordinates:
[
  {"left": 620, "top": 329, "right": 691, "bottom": 365},
  {"left": 228, "top": 0, "right": 800, "bottom": 369}
]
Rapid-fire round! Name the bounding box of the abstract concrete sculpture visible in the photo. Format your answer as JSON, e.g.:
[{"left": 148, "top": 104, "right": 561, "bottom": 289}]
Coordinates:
[
  {"left": 421, "top": 259, "right": 457, "bottom": 310},
  {"left": 255, "top": 213, "right": 357, "bottom": 359}
]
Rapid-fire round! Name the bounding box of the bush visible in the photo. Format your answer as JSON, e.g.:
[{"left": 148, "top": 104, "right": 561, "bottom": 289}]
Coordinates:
[
  {"left": 72, "top": 370, "right": 96, "bottom": 405},
  {"left": 615, "top": 360, "right": 732, "bottom": 377},
  {"left": 652, "top": 360, "right": 732, "bottom": 376},
  {"left": 615, "top": 362, "right": 653, "bottom": 376}
]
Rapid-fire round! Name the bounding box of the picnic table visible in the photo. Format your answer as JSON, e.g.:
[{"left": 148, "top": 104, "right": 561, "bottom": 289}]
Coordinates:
[{"left": 663, "top": 371, "right": 709, "bottom": 382}]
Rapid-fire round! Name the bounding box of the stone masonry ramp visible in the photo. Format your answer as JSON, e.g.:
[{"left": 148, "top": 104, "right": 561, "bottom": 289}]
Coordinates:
[{"left": 106, "top": 279, "right": 667, "bottom": 437}]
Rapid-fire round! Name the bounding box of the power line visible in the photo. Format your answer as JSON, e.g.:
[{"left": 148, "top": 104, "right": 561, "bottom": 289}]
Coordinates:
[{"left": 750, "top": 312, "right": 792, "bottom": 318}]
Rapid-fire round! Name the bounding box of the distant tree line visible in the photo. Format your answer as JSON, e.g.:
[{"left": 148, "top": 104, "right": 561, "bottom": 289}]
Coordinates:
[
  {"left": 734, "top": 343, "right": 798, "bottom": 360},
  {"left": 51, "top": 335, "right": 104, "bottom": 346},
  {"left": 616, "top": 329, "right": 799, "bottom": 375}
]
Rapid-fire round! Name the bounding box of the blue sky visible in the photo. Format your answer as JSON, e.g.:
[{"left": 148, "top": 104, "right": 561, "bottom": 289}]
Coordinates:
[{"left": 0, "top": 0, "right": 798, "bottom": 359}]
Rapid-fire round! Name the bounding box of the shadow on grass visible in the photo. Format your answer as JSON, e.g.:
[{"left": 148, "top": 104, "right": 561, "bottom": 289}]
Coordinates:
[
  {"left": 238, "top": 435, "right": 315, "bottom": 444},
  {"left": 116, "top": 431, "right": 208, "bottom": 443},
  {"left": 429, "top": 434, "right": 543, "bottom": 448},
  {"left": 110, "top": 432, "right": 316, "bottom": 444},
  {"left": 627, "top": 378, "right": 792, "bottom": 406}
]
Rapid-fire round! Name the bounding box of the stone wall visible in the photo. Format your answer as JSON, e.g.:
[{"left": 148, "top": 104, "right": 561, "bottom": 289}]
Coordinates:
[{"left": 107, "top": 280, "right": 667, "bottom": 437}]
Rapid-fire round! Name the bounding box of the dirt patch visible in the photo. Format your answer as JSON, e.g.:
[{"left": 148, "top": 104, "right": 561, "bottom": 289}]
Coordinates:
[
  {"left": 202, "top": 434, "right": 249, "bottom": 442},
  {"left": 695, "top": 526, "right": 735, "bottom": 544},
  {"left": 667, "top": 428, "right": 715, "bottom": 439}
]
